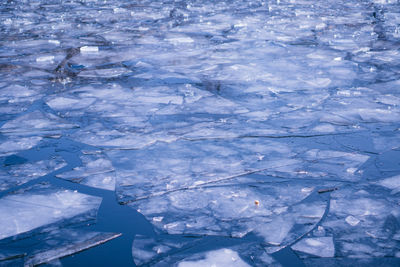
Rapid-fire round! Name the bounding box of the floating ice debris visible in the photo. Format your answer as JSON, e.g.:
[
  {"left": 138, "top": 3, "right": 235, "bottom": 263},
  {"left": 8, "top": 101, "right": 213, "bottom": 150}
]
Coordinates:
[
  {"left": 321, "top": 186, "right": 400, "bottom": 257},
  {"left": 23, "top": 229, "right": 121, "bottom": 266},
  {"left": 57, "top": 152, "right": 115, "bottom": 190},
  {"left": 0, "top": 183, "right": 102, "bottom": 240},
  {"left": 0, "top": 156, "right": 67, "bottom": 191},
  {"left": 1, "top": 0, "right": 400, "bottom": 264},
  {"left": 80, "top": 46, "right": 98, "bottom": 53},
  {"left": 132, "top": 234, "right": 280, "bottom": 267},
  {"left": 132, "top": 235, "right": 199, "bottom": 266},
  {"left": 377, "top": 175, "right": 400, "bottom": 191},
  {"left": 128, "top": 182, "right": 327, "bottom": 248},
  {"left": 291, "top": 237, "right": 335, "bottom": 258}
]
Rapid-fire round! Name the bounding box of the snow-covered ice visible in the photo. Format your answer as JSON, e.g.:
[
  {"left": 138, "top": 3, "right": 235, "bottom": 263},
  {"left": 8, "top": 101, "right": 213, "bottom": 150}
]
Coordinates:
[{"left": 0, "top": 183, "right": 101, "bottom": 240}]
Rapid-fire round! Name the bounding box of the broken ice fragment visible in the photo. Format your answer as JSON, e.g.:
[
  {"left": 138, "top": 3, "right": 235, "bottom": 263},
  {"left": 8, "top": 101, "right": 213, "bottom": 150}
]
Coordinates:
[
  {"left": 36, "top": 56, "right": 55, "bottom": 62},
  {"left": 128, "top": 181, "right": 327, "bottom": 248},
  {"left": 0, "top": 156, "right": 67, "bottom": 192},
  {"left": 291, "top": 237, "right": 334, "bottom": 257},
  {"left": 23, "top": 229, "right": 121, "bottom": 266},
  {"left": 178, "top": 249, "right": 250, "bottom": 267},
  {"left": 377, "top": 175, "right": 400, "bottom": 191},
  {"left": 0, "top": 111, "right": 77, "bottom": 135},
  {"left": 80, "top": 46, "right": 98, "bottom": 53},
  {"left": 56, "top": 153, "right": 115, "bottom": 191},
  {"left": 345, "top": 215, "right": 360, "bottom": 226},
  {"left": 0, "top": 184, "right": 101, "bottom": 240},
  {"left": 0, "top": 136, "right": 42, "bottom": 156}
]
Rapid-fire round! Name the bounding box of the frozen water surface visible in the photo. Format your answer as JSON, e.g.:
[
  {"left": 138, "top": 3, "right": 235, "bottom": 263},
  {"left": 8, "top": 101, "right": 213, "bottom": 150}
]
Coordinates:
[{"left": 1, "top": 0, "right": 400, "bottom": 265}]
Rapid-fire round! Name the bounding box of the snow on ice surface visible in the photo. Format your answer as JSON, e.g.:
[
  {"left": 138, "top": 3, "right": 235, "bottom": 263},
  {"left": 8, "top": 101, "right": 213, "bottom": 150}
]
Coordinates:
[
  {"left": 1, "top": 0, "right": 400, "bottom": 265},
  {"left": 0, "top": 183, "right": 101, "bottom": 240}
]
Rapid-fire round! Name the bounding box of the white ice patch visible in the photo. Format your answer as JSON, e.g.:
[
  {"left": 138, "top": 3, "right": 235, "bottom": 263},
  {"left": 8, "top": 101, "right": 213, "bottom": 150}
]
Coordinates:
[
  {"left": 0, "top": 185, "right": 101, "bottom": 240},
  {"left": 377, "top": 175, "right": 400, "bottom": 190},
  {"left": 178, "top": 249, "right": 250, "bottom": 267},
  {"left": 0, "top": 136, "right": 42, "bottom": 156},
  {"left": 46, "top": 96, "right": 96, "bottom": 110},
  {"left": 80, "top": 46, "right": 98, "bottom": 53},
  {"left": 36, "top": 56, "right": 55, "bottom": 62}
]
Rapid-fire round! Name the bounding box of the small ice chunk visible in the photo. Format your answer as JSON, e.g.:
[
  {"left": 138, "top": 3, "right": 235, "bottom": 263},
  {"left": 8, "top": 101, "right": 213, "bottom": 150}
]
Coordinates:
[
  {"left": 345, "top": 215, "right": 360, "bottom": 226},
  {"left": 36, "top": 56, "right": 55, "bottom": 62},
  {"left": 166, "top": 36, "right": 194, "bottom": 44},
  {"left": 80, "top": 46, "right": 98, "bottom": 53},
  {"left": 48, "top": 40, "right": 60, "bottom": 45},
  {"left": 378, "top": 175, "right": 400, "bottom": 190},
  {"left": 178, "top": 249, "right": 250, "bottom": 267},
  {"left": 291, "top": 237, "right": 335, "bottom": 257}
]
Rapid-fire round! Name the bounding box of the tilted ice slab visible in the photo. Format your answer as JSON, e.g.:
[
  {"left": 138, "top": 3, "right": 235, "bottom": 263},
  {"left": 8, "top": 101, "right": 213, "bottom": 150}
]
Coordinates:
[
  {"left": 0, "top": 156, "right": 67, "bottom": 192},
  {"left": 128, "top": 182, "right": 327, "bottom": 248},
  {"left": 22, "top": 229, "right": 120, "bottom": 266},
  {"left": 0, "top": 228, "right": 121, "bottom": 267},
  {"left": 57, "top": 151, "right": 115, "bottom": 191},
  {"left": 0, "top": 183, "right": 102, "bottom": 241},
  {"left": 0, "top": 110, "right": 78, "bottom": 136}
]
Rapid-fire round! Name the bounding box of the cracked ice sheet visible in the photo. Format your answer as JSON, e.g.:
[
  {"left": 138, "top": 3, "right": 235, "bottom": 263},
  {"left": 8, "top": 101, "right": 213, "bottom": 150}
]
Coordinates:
[
  {"left": 264, "top": 149, "right": 369, "bottom": 182},
  {"left": 127, "top": 181, "right": 328, "bottom": 249},
  {"left": 107, "top": 138, "right": 299, "bottom": 202},
  {"left": 109, "top": 138, "right": 368, "bottom": 203},
  {"left": 0, "top": 228, "right": 120, "bottom": 267},
  {"left": 318, "top": 185, "right": 400, "bottom": 258},
  {"left": 0, "top": 110, "right": 78, "bottom": 136},
  {"left": 0, "top": 183, "right": 102, "bottom": 241},
  {"left": 0, "top": 156, "right": 67, "bottom": 192},
  {"left": 132, "top": 235, "right": 280, "bottom": 267},
  {"left": 56, "top": 151, "right": 116, "bottom": 191}
]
